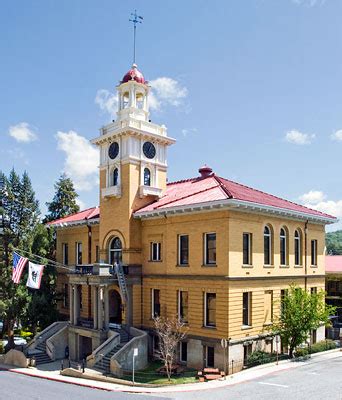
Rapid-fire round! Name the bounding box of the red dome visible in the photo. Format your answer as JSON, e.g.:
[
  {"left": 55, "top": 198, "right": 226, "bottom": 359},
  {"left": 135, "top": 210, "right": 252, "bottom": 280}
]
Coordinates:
[{"left": 121, "top": 64, "right": 145, "bottom": 84}]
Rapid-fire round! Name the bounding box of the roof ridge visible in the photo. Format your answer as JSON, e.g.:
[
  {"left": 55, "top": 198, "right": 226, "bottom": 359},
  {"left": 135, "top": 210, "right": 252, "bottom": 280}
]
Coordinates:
[
  {"left": 151, "top": 177, "right": 224, "bottom": 211},
  {"left": 167, "top": 177, "right": 197, "bottom": 186},
  {"left": 217, "top": 176, "right": 334, "bottom": 218},
  {"left": 213, "top": 175, "right": 233, "bottom": 198}
]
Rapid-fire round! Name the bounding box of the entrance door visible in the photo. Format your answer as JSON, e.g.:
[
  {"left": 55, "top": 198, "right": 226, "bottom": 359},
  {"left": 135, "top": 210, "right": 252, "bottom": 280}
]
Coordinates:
[
  {"left": 109, "top": 290, "right": 122, "bottom": 324},
  {"left": 79, "top": 336, "right": 92, "bottom": 360}
]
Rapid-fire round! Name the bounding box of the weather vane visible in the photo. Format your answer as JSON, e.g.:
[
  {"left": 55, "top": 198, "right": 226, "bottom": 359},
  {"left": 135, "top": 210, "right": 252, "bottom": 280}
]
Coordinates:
[{"left": 129, "top": 10, "right": 143, "bottom": 64}]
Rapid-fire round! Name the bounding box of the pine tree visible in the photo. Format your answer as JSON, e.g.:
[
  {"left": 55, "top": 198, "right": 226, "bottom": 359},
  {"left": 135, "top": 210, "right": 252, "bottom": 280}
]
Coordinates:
[
  {"left": 45, "top": 174, "right": 80, "bottom": 222},
  {"left": 0, "top": 169, "right": 40, "bottom": 348}
]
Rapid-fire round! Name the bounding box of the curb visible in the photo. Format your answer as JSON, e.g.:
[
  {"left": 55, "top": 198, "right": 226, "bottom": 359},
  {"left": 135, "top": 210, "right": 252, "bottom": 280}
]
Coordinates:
[{"left": 1, "top": 349, "right": 341, "bottom": 394}]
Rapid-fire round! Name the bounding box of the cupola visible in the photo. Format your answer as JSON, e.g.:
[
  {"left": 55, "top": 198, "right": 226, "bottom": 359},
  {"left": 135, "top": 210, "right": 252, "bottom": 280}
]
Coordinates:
[{"left": 199, "top": 165, "right": 213, "bottom": 178}]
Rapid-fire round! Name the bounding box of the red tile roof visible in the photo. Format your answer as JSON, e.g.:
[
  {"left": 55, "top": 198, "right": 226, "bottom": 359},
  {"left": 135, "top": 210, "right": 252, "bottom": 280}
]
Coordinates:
[
  {"left": 135, "top": 174, "right": 336, "bottom": 220},
  {"left": 326, "top": 255, "right": 342, "bottom": 273},
  {"left": 47, "top": 206, "right": 100, "bottom": 226},
  {"left": 47, "top": 171, "right": 336, "bottom": 226}
]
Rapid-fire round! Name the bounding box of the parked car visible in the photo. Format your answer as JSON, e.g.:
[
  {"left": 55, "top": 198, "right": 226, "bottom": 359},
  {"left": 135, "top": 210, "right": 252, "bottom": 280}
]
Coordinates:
[{"left": 1, "top": 336, "right": 27, "bottom": 348}]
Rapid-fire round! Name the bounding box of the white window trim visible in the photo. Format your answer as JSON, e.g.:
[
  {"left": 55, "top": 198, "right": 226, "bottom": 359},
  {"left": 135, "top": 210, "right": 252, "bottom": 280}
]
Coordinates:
[
  {"left": 204, "top": 232, "right": 216, "bottom": 266},
  {"left": 76, "top": 242, "right": 82, "bottom": 265},
  {"left": 178, "top": 234, "right": 189, "bottom": 265},
  {"left": 150, "top": 242, "right": 161, "bottom": 262},
  {"left": 311, "top": 239, "right": 318, "bottom": 266},
  {"left": 294, "top": 230, "right": 302, "bottom": 266},
  {"left": 264, "top": 226, "right": 272, "bottom": 266},
  {"left": 151, "top": 289, "right": 160, "bottom": 318},
  {"left": 178, "top": 290, "right": 188, "bottom": 323},
  {"left": 242, "top": 292, "right": 252, "bottom": 328},
  {"left": 62, "top": 243, "right": 68, "bottom": 265},
  {"left": 280, "top": 228, "right": 288, "bottom": 266},
  {"left": 242, "top": 233, "right": 252, "bottom": 266},
  {"left": 204, "top": 292, "right": 216, "bottom": 328}
]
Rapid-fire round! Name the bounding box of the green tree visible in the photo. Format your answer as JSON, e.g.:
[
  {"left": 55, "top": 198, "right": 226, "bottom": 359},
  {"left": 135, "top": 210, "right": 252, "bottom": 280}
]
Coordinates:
[
  {"left": 0, "top": 169, "right": 40, "bottom": 348},
  {"left": 270, "top": 285, "right": 335, "bottom": 358},
  {"left": 45, "top": 174, "right": 79, "bottom": 222},
  {"left": 326, "top": 230, "right": 342, "bottom": 255},
  {"left": 22, "top": 224, "right": 59, "bottom": 334}
]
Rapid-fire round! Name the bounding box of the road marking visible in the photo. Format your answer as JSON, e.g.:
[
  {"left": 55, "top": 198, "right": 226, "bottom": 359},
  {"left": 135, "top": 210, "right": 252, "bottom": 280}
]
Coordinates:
[{"left": 258, "top": 382, "right": 289, "bottom": 388}]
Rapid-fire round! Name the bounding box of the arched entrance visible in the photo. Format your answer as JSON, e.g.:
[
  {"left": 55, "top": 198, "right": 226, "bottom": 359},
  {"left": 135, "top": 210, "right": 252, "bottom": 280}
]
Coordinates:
[
  {"left": 109, "top": 289, "right": 123, "bottom": 324},
  {"left": 109, "top": 237, "right": 122, "bottom": 265}
]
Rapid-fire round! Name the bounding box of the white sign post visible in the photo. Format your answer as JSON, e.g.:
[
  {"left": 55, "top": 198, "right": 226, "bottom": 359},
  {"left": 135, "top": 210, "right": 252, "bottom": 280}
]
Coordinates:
[{"left": 132, "top": 348, "right": 138, "bottom": 385}]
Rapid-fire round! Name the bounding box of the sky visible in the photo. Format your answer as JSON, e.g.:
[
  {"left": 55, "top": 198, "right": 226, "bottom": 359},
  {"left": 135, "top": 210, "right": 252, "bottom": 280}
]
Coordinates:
[{"left": 0, "top": 0, "right": 341, "bottom": 231}]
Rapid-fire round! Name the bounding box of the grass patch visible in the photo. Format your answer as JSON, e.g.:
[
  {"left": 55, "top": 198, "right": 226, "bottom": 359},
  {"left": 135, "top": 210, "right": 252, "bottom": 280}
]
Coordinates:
[{"left": 120, "top": 361, "right": 197, "bottom": 385}]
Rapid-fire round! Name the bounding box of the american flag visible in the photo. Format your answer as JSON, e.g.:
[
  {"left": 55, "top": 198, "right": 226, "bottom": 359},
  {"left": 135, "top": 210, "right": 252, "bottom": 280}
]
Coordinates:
[{"left": 12, "top": 252, "right": 28, "bottom": 284}]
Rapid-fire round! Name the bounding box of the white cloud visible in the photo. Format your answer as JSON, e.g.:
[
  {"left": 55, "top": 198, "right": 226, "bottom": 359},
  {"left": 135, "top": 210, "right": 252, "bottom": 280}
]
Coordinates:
[
  {"left": 291, "top": 0, "right": 326, "bottom": 6},
  {"left": 299, "top": 190, "right": 326, "bottom": 205},
  {"left": 56, "top": 130, "right": 99, "bottom": 191},
  {"left": 300, "top": 190, "right": 342, "bottom": 231},
  {"left": 181, "top": 128, "right": 198, "bottom": 137},
  {"left": 76, "top": 198, "right": 86, "bottom": 210},
  {"left": 95, "top": 89, "right": 118, "bottom": 116},
  {"left": 149, "top": 77, "right": 188, "bottom": 111},
  {"left": 331, "top": 130, "right": 342, "bottom": 142},
  {"left": 8, "top": 122, "right": 37, "bottom": 143},
  {"left": 285, "top": 129, "right": 315, "bottom": 145},
  {"left": 95, "top": 77, "right": 188, "bottom": 115}
]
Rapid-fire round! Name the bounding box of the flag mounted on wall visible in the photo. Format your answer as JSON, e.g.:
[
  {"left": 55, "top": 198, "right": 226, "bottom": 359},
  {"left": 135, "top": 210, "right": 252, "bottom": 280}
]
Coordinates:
[
  {"left": 26, "top": 262, "right": 44, "bottom": 289},
  {"left": 12, "top": 252, "right": 28, "bottom": 284}
]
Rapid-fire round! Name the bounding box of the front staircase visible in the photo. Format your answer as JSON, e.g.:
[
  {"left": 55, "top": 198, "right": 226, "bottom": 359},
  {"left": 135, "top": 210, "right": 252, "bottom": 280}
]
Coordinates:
[
  {"left": 92, "top": 327, "right": 129, "bottom": 374},
  {"left": 31, "top": 341, "right": 52, "bottom": 365}
]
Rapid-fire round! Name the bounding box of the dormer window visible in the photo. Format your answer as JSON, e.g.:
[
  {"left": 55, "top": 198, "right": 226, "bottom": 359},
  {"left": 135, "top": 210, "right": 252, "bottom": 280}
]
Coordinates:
[
  {"left": 144, "top": 168, "right": 151, "bottom": 186},
  {"left": 113, "top": 168, "right": 119, "bottom": 186}
]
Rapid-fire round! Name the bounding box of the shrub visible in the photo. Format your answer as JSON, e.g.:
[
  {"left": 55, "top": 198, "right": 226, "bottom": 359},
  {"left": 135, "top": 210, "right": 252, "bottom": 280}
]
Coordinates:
[
  {"left": 294, "top": 347, "right": 308, "bottom": 358},
  {"left": 310, "top": 340, "right": 336, "bottom": 353},
  {"left": 246, "top": 350, "right": 277, "bottom": 366},
  {"left": 20, "top": 330, "right": 34, "bottom": 340},
  {"left": 0, "top": 341, "right": 3, "bottom": 354}
]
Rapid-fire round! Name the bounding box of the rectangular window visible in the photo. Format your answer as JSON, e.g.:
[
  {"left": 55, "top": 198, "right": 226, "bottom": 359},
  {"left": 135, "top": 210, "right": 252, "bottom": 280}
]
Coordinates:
[
  {"left": 178, "top": 291, "right": 189, "bottom": 323},
  {"left": 311, "top": 240, "right": 317, "bottom": 266},
  {"left": 264, "top": 290, "right": 273, "bottom": 324},
  {"left": 204, "top": 233, "right": 216, "bottom": 265},
  {"left": 63, "top": 284, "right": 69, "bottom": 308},
  {"left": 152, "top": 289, "right": 160, "bottom": 318},
  {"left": 243, "top": 292, "right": 252, "bottom": 326},
  {"left": 311, "top": 287, "right": 317, "bottom": 295},
  {"left": 95, "top": 245, "right": 99, "bottom": 263},
  {"left": 243, "top": 233, "right": 252, "bottom": 265},
  {"left": 280, "top": 289, "right": 288, "bottom": 316},
  {"left": 178, "top": 235, "right": 189, "bottom": 265},
  {"left": 205, "top": 293, "right": 216, "bottom": 327},
  {"left": 62, "top": 243, "right": 69, "bottom": 265},
  {"left": 150, "top": 242, "right": 161, "bottom": 261},
  {"left": 76, "top": 242, "right": 82, "bottom": 265},
  {"left": 180, "top": 341, "right": 188, "bottom": 363},
  {"left": 243, "top": 343, "right": 253, "bottom": 365},
  {"left": 78, "top": 285, "right": 83, "bottom": 310},
  {"left": 205, "top": 346, "right": 215, "bottom": 368}
]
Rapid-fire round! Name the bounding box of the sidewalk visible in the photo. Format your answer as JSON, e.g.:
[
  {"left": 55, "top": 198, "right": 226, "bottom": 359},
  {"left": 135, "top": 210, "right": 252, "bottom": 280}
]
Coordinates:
[{"left": 0, "top": 349, "right": 341, "bottom": 394}]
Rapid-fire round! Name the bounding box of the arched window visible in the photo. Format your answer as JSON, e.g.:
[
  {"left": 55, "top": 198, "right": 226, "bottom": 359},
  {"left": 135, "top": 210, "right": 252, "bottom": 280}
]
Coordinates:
[
  {"left": 294, "top": 229, "right": 302, "bottom": 266},
  {"left": 136, "top": 92, "right": 144, "bottom": 109},
  {"left": 264, "top": 226, "right": 272, "bottom": 265},
  {"left": 144, "top": 168, "right": 151, "bottom": 186},
  {"left": 280, "top": 227, "right": 288, "bottom": 266},
  {"left": 109, "top": 237, "right": 122, "bottom": 265},
  {"left": 113, "top": 168, "right": 119, "bottom": 186}
]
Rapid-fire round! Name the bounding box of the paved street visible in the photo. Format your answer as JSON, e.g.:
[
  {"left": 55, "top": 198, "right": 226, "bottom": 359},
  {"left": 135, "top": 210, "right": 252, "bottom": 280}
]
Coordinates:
[{"left": 0, "top": 354, "right": 341, "bottom": 400}]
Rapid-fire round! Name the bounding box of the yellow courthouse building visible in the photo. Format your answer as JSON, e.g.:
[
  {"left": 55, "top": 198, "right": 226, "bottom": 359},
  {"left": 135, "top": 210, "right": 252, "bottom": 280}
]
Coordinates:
[{"left": 45, "top": 63, "right": 336, "bottom": 373}]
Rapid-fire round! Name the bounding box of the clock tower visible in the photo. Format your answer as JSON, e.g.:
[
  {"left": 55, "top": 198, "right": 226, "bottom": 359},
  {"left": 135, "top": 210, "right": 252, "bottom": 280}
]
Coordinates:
[{"left": 91, "top": 64, "right": 176, "bottom": 266}]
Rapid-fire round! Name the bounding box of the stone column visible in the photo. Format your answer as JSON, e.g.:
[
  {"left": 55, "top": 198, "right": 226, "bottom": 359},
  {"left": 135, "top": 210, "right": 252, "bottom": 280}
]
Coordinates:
[
  {"left": 92, "top": 285, "right": 98, "bottom": 330},
  {"left": 104, "top": 286, "right": 109, "bottom": 330},
  {"left": 98, "top": 286, "right": 103, "bottom": 330},
  {"left": 69, "top": 284, "right": 74, "bottom": 324},
  {"left": 74, "top": 284, "right": 80, "bottom": 326},
  {"left": 126, "top": 285, "right": 133, "bottom": 327}
]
